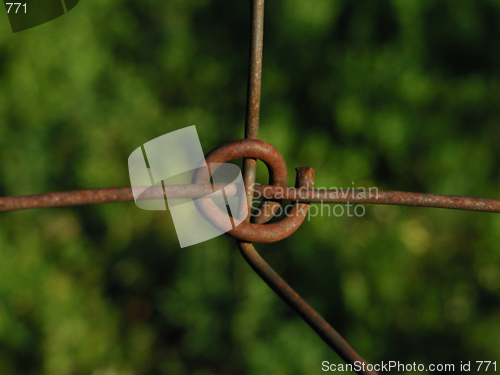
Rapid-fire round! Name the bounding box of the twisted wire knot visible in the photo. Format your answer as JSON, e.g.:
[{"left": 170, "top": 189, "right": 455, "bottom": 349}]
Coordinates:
[{"left": 193, "top": 139, "right": 314, "bottom": 243}]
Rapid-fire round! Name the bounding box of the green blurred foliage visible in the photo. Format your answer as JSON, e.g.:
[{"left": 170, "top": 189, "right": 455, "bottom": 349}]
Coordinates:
[{"left": 0, "top": 0, "right": 499, "bottom": 373}]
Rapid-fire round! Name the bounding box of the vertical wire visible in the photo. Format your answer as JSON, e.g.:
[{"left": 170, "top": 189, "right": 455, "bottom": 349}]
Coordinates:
[{"left": 242, "top": 0, "right": 265, "bottom": 217}]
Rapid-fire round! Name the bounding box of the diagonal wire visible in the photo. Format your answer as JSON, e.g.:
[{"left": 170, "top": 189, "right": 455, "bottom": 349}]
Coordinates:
[
  {"left": 238, "top": 242, "right": 377, "bottom": 375},
  {"left": 240, "top": 167, "right": 377, "bottom": 375}
]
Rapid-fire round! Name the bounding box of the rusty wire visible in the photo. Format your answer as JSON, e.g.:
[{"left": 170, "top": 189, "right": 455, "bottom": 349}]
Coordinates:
[
  {"left": 194, "top": 139, "right": 319, "bottom": 243},
  {"left": 241, "top": 0, "right": 264, "bottom": 215},
  {"left": 1, "top": 0, "right": 499, "bottom": 374},
  {"left": 237, "top": 242, "right": 378, "bottom": 375},
  {"left": 235, "top": 2, "right": 376, "bottom": 373},
  {"left": 235, "top": 1, "right": 374, "bottom": 373},
  {"left": 2, "top": 186, "right": 500, "bottom": 214},
  {"left": 238, "top": 167, "right": 375, "bottom": 375}
]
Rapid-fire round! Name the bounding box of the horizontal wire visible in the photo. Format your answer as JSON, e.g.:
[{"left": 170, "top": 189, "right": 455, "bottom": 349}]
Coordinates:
[
  {"left": 254, "top": 186, "right": 500, "bottom": 213},
  {"left": 1, "top": 184, "right": 499, "bottom": 213},
  {"left": 0, "top": 184, "right": 226, "bottom": 212}
]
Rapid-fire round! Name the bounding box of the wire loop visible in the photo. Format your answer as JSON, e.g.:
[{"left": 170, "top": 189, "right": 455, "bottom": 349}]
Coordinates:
[{"left": 193, "top": 139, "right": 314, "bottom": 243}]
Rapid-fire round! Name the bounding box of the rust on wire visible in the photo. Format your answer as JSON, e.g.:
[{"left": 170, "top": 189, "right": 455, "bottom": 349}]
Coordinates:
[
  {"left": 235, "top": 0, "right": 377, "bottom": 372},
  {"left": 241, "top": 0, "right": 281, "bottom": 224},
  {"left": 194, "top": 139, "right": 311, "bottom": 243},
  {"left": 237, "top": 242, "right": 377, "bottom": 375},
  {"left": 3, "top": 184, "right": 500, "bottom": 214},
  {"left": 0, "top": 0, "right": 499, "bottom": 373},
  {"left": 244, "top": 0, "right": 264, "bottom": 140},
  {"left": 252, "top": 186, "right": 500, "bottom": 213},
  {"left": 0, "top": 184, "right": 228, "bottom": 212},
  {"left": 237, "top": 168, "right": 376, "bottom": 374}
]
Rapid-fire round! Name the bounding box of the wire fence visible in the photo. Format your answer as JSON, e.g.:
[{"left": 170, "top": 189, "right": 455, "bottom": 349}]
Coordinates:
[{"left": 1, "top": 1, "right": 500, "bottom": 374}]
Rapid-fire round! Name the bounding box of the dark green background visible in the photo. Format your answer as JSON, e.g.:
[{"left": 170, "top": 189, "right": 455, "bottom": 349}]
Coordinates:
[{"left": 0, "top": 0, "right": 499, "bottom": 374}]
